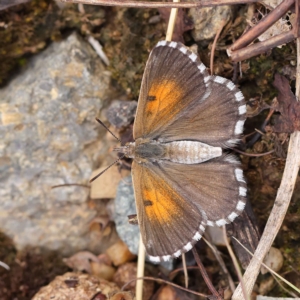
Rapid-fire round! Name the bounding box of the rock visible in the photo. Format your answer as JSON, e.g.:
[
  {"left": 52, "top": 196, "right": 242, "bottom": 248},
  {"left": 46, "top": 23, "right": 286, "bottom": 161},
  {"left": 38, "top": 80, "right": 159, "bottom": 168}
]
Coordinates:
[
  {"left": 114, "top": 175, "right": 140, "bottom": 256},
  {"left": 90, "top": 165, "right": 130, "bottom": 199},
  {"left": 0, "top": 32, "right": 111, "bottom": 254},
  {"left": 110, "top": 291, "right": 134, "bottom": 300},
  {"left": 189, "top": 6, "right": 233, "bottom": 41},
  {"left": 258, "top": 276, "right": 275, "bottom": 295},
  {"left": 32, "top": 272, "right": 119, "bottom": 300},
  {"left": 64, "top": 251, "right": 117, "bottom": 281},
  {"left": 113, "top": 262, "right": 154, "bottom": 300},
  {"left": 90, "top": 260, "right": 116, "bottom": 282},
  {"left": 206, "top": 226, "right": 228, "bottom": 246},
  {"left": 105, "top": 100, "right": 137, "bottom": 129},
  {"left": 261, "top": 247, "right": 284, "bottom": 275},
  {"left": 63, "top": 251, "right": 100, "bottom": 274},
  {"left": 106, "top": 239, "right": 136, "bottom": 266},
  {"left": 155, "top": 285, "right": 181, "bottom": 300}
]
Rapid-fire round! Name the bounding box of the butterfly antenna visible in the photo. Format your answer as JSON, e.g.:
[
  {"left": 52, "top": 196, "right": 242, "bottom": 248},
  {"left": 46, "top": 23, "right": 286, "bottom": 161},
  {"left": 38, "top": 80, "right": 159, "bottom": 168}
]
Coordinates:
[
  {"left": 90, "top": 155, "right": 125, "bottom": 183},
  {"left": 95, "top": 118, "right": 122, "bottom": 144},
  {"left": 51, "top": 183, "right": 90, "bottom": 189}
]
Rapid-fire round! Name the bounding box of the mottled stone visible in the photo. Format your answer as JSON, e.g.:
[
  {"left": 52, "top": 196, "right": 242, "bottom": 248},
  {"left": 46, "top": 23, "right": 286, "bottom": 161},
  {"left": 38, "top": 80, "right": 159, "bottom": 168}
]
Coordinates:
[
  {"left": 105, "top": 239, "right": 136, "bottom": 266},
  {"left": 113, "top": 263, "right": 154, "bottom": 300},
  {"left": 114, "top": 175, "right": 139, "bottom": 255},
  {"left": 189, "top": 6, "right": 233, "bottom": 41},
  {"left": 261, "top": 247, "right": 283, "bottom": 275},
  {"left": 106, "top": 100, "right": 137, "bottom": 129},
  {"left": 90, "top": 165, "right": 130, "bottom": 199},
  {"left": 32, "top": 272, "right": 120, "bottom": 300},
  {"left": 0, "top": 32, "right": 111, "bottom": 254}
]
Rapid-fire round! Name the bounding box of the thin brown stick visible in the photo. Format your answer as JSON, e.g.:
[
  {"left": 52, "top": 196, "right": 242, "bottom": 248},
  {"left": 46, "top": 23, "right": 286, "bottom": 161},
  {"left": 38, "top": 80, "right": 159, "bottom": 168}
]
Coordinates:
[
  {"left": 295, "top": 0, "right": 299, "bottom": 38},
  {"left": 0, "top": 261, "right": 10, "bottom": 270},
  {"left": 222, "top": 227, "right": 249, "bottom": 300},
  {"left": 272, "top": 273, "right": 299, "bottom": 298},
  {"left": 166, "top": 0, "right": 179, "bottom": 41},
  {"left": 230, "top": 30, "right": 295, "bottom": 62},
  {"left": 232, "top": 237, "right": 300, "bottom": 294},
  {"left": 182, "top": 253, "right": 189, "bottom": 288},
  {"left": 232, "top": 35, "right": 300, "bottom": 300},
  {"left": 203, "top": 236, "right": 236, "bottom": 293},
  {"left": 229, "top": 0, "right": 295, "bottom": 51},
  {"left": 0, "top": 0, "right": 31, "bottom": 10},
  {"left": 247, "top": 108, "right": 275, "bottom": 147},
  {"left": 61, "top": 0, "right": 259, "bottom": 8},
  {"left": 136, "top": 234, "right": 145, "bottom": 300},
  {"left": 231, "top": 148, "right": 274, "bottom": 157},
  {"left": 192, "top": 248, "right": 222, "bottom": 300},
  {"left": 169, "top": 265, "right": 205, "bottom": 277},
  {"left": 210, "top": 21, "right": 226, "bottom": 75}
]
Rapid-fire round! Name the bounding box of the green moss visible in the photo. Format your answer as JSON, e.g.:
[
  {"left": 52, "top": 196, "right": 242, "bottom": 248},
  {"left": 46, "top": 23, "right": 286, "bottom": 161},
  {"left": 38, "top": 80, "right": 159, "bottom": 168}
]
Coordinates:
[
  {"left": 100, "top": 7, "right": 164, "bottom": 98},
  {"left": 0, "top": 0, "right": 106, "bottom": 85}
]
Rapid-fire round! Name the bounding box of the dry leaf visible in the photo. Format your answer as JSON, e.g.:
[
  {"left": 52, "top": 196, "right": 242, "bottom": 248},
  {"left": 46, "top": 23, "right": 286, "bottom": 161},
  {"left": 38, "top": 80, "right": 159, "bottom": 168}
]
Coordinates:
[{"left": 272, "top": 73, "right": 300, "bottom": 133}]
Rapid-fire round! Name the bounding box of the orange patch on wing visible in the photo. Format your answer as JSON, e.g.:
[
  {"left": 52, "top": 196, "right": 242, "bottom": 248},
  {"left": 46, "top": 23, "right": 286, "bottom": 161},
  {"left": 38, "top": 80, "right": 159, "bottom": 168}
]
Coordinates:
[
  {"left": 142, "top": 187, "right": 180, "bottom": 223},
  {"left": 146, "top": 80, "right": 183, "bottom": 116}
]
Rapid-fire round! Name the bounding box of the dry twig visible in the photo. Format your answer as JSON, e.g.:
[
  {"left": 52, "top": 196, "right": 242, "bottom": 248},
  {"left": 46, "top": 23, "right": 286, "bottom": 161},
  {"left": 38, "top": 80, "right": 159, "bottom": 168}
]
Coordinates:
[
  {"left": 232, "top": 35, "right": 300, "bottom": 300},
  {"left": 230, "top": 31, "right": 295, "bottom": 62},
  {"left": 228, "top": 0, "right": 297, "bottom": 61},
  {"left": 203, "top": 236, "right": 236, "bottom": 293},
  {"left": 60, "top": 0, "right": 258, "bottom": 8},
  {"left": 136, "top": 234, "right": 145, "bottom": 300},
  {"left": 192, "top": 248, "right": 222, "bottom": 300},
  {"left": 230, "top": 0, "right": 295, "bottom": 51}
]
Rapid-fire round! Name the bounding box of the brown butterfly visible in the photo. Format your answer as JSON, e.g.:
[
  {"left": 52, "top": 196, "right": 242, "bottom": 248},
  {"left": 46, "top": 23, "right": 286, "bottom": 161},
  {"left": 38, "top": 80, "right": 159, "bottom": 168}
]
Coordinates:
[{"left": 118, "top": 40, "right": 247, "bottom": 262}]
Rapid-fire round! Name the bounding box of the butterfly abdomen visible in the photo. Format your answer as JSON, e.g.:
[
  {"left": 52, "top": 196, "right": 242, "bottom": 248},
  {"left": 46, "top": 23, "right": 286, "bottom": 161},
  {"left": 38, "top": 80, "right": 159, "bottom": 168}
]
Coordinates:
[{"left": 163, "top": 141, "right": 222, "bottom": 164}]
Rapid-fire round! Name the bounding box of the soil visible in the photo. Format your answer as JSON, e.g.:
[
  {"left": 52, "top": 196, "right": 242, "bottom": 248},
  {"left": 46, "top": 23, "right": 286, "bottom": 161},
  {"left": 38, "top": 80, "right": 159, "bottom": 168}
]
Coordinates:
[{"left": 0, "top": 1, "right": 299, "bottom": 299}]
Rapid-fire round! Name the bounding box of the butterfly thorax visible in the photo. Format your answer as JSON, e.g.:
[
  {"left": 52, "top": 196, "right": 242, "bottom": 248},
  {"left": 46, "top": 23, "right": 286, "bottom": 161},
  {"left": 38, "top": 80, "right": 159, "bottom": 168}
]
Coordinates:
[{"left": 119, "top": 138, "right": 222, "bottom": 164}]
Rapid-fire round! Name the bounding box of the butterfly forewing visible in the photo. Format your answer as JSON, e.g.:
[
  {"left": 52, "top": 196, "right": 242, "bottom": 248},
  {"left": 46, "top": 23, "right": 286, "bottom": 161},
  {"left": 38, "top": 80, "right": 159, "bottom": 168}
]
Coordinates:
[
  {"left": 158, "top": 76, "right": 247, "bottom": 147},
  {"left": 134, "top": 41, "right": 211, "bottom": 140},
  {"left": 132, "top": 161, "right": 207, "bottom": 261}
]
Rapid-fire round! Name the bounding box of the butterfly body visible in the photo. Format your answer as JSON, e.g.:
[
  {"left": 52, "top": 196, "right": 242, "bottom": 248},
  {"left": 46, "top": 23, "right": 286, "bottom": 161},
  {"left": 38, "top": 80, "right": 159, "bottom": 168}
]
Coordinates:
[
  {"left": 119, "top": 41, "right": 247, "bottom": 262},
  {"left": 120, "top": 139, "right": 222, "bottom": 164}
]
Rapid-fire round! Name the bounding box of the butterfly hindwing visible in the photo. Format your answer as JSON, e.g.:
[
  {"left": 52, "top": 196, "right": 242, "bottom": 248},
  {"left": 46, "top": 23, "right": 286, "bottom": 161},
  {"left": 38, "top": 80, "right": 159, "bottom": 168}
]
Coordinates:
[
  {"left": 155, "top": 155, "right": 247, "bottom": 227},
  {"left": 133, "top": 41, "right": 211, "bottom": 140},
  {"left": 131, "top": 160, "right": 207, "bottom": 262}
]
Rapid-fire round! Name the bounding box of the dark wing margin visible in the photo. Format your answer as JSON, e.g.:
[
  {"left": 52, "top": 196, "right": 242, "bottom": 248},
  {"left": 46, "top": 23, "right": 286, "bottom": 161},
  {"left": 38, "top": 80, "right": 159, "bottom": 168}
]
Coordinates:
[
  {"left": 133, "top": 40, "right": 211, "bottom": 140},
  {"left": 131, "top": 160, "right": 207, "bottom": 262}
]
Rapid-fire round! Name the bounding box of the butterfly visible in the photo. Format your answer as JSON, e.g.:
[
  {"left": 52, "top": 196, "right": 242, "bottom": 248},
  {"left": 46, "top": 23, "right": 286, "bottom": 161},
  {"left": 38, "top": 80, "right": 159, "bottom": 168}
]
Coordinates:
[{"left": 118, "top": 40, "right": 247, "bottom": 262}]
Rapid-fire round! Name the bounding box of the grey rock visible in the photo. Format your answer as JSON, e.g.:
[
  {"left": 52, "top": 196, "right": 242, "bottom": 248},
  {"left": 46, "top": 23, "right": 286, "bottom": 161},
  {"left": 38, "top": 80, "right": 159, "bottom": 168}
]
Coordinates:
[
  {"left": 114, "top": 175, "right": 139, "bottom": 255},
  {"left": 0, "top": 32, "right": 111, "bottom": 254},
  {"left": 189, "top": 6, "right": 233, "bottom": 41},
  {"left": 106, "top": 100, "right": 137, "bottom": 129}
]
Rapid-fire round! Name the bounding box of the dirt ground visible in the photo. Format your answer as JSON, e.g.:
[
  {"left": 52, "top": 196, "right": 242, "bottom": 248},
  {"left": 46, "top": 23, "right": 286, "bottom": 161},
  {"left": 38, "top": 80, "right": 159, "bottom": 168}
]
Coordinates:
[{"left": 0, "top": 0, "right": 299, "bottom": 299}]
